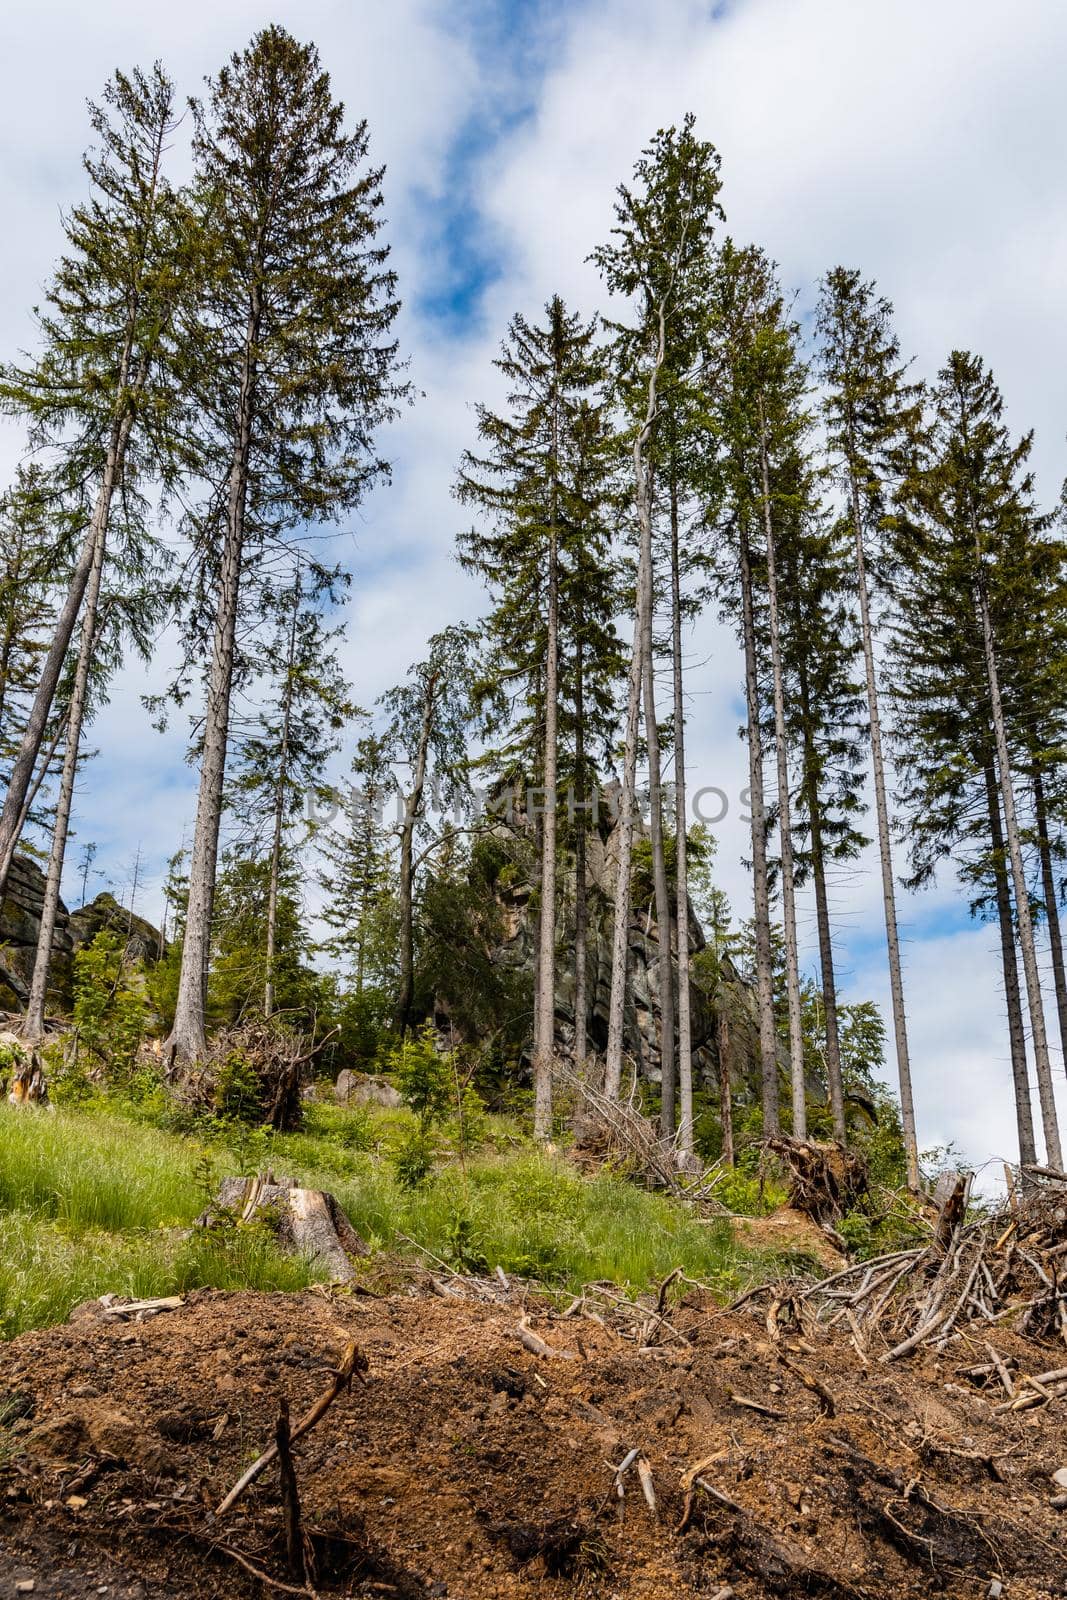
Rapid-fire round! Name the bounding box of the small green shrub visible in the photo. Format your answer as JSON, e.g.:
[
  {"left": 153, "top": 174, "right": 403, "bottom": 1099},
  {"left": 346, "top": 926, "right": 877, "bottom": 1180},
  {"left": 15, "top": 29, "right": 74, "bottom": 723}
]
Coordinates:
[
  {"left": 72, "top": 932, "right": 147, "bottom": 1080},
  {"left": 392, "top": 1124, "right": 436, "bottom": 1189},
  {"left": 391, "top": 1025, "right": 452, "bottom": 1128},
  {"left": 214, "top": 1049, "right": 264, "bottom": 1123}
]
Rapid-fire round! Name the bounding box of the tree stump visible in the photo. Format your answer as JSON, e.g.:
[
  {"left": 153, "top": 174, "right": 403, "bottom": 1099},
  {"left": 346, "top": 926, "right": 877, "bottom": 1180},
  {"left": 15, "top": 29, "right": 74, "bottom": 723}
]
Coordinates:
[{"left": 197, "top": 1172, "right": 368, "bottom": 1282}]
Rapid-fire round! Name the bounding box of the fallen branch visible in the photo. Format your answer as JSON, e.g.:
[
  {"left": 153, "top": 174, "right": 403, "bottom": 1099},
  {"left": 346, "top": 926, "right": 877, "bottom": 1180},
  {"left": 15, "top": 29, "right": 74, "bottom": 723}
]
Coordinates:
[
  {"left": 215, "top": 1339, "right": 366, "bottom": 1517},
  {"left": 516, "top": 1315, "right": 575, "bottom": 1360}
]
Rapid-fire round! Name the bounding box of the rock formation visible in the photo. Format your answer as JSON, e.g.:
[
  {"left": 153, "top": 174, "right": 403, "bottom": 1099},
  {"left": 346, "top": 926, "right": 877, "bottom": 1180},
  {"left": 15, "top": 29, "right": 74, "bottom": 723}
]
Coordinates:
[
  {"left": 449, "top": 810, "right": 766, "bottom": 1102},
  {"left": 0, "top": 854, "right": 162, "bottom": 1015}
]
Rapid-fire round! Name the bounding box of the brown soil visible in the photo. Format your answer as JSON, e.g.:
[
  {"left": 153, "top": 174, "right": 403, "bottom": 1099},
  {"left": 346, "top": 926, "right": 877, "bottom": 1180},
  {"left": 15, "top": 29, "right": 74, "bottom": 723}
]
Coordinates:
[
  {"left": 730, "top": 1207, "right": 846, "bottom": 1271},
  {"left": 0, "top": 1282, "right": 1065, "bottom": 1599}
]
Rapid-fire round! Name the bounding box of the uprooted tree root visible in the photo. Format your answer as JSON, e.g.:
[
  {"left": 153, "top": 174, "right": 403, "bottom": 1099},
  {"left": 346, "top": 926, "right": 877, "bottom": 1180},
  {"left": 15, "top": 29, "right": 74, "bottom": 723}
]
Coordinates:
[
  {"left": 761, "top": 1135, "right": 870, "bottom": 1228},
  {"left": 171, "top": 1019, "right": 333, "bottom": 1131}
]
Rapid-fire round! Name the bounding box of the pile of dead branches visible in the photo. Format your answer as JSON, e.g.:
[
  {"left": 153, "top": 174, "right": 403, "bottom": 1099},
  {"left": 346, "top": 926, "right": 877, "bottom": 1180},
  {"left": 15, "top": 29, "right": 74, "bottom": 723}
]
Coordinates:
[
  {"left": 173, "top": 1019, "right": 329, "bottom": 1130},
  {"left": 560, "top": 1063, "right": 729, "bottom": 1207},
  {"left": 744, "top": 1168, "right": 1067, "bottom": 1368}
]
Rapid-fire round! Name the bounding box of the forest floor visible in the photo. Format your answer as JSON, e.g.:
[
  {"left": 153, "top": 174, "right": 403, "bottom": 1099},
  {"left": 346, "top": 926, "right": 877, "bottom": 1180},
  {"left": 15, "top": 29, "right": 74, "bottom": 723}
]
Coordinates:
[{"left": 1, "top": 1273, "right": 1065, "bottom": 1600}]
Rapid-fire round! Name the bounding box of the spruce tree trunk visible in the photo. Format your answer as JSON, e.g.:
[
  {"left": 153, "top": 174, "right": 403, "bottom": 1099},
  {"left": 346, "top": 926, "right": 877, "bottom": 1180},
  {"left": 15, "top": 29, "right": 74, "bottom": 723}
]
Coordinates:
[
  {"left": 605, "top": 305, "right": 665, "bottom": 1101},
  {"left": 641, "top": 606, "right": 676, "bottom": 1138},
  {"left": 532, "top": 515, "right": 560, "bottom": 1139},
  {"left": 716, "top": 1002, "right": 734, "bottom": 1167},
  {"left": 977, "top": 583, "right": 1062, "bottom": 1167},
  {"left": 166, "top": 302, "right": 259, "bottom": 1068},
  {"left": 758, "top": 416, "right": 806, "bottom": 1139},
  {"left": 985, "top": 762, "right": 1037, "bottom": 1166},
  {"left": 846, "top": 466, "right": 920, "bottom": 1189},
  {"left": 572, "top": 633, "right": 589, "bottom": 1074},
  {"left": 1033, "top": 765, "right": 1067, "bottom": 1071},
  {"left": 738, "top": 512, "right": 780, "bottom": 1133},
  {"left": 0, "top": 408, "right": 133, "bottom": 900},
  {"left": 393, "top": 673, "right": 436, "bottom": 1038},
  {"left": 670, "top": 473, "right": 695, "bottom": 1157},
  {"left": 264, "top": 581, "right": 300, "bottom": 1020},
  {"left": 809, "top": 813, "right": 847, "bottom": 1141},
  {"left": 795, "top": 652, "right": 847, "bottom": 1141},
  {"left": 23, "top": 520, "right": 108, "bottom": 1040}
]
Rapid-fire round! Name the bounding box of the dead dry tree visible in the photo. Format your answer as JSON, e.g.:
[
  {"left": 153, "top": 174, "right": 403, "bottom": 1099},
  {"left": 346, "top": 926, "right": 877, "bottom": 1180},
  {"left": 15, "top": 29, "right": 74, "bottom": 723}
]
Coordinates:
[
  {"left": 740, "top": 1168, "right": 1067, "bottom": 1368},
  {"left": 560, "top": 1062, "right": 729, "bottom": 1207}
]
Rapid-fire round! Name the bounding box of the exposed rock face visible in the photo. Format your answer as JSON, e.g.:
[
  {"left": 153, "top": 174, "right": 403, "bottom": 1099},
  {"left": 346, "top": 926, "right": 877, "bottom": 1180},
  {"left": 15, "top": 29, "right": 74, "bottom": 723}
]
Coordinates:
[
  {"left": 0, "top": 855, "right": 72, "bottom": 1010},
  {"left": 335, "top": 1070, "right": 402, "bottom": 1109},
  {"left": 479, "top": 815, "right": 764, "bottom": 1098},
  {"left": 0, "top": 858, "right": 162, "bottom": 1014},
  {"left": 69, "top": 891, "right": 163, "bottom": 967}
]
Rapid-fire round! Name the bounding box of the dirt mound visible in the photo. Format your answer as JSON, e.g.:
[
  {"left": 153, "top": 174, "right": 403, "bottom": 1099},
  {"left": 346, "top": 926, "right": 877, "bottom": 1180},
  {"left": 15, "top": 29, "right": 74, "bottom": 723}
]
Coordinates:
[{"left": 1, "top": 1281, "right": 1065, "bottom": 1598}]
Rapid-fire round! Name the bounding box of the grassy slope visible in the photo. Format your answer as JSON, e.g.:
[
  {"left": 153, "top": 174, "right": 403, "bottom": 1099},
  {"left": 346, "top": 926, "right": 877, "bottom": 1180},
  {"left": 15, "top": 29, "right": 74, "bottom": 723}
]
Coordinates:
[{"left": 0, "top": 1099, "right": 784, "bottom": 1339}]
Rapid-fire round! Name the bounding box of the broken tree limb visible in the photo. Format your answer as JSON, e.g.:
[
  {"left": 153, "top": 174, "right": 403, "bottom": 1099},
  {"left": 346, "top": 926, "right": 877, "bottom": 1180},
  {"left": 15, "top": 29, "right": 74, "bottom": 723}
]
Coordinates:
[
  {"left": 215, "top": 1339, "right": 366, "bottom": 1517},
  {"left": 276, "top": 1398, "right": 305, "bottom": 1583},
  {"left": 516, "top": 1315, "right": 575, "bottom": 1360},
  {"left": 197, "top": 1174, "right": 368, "bottom": 1283}
]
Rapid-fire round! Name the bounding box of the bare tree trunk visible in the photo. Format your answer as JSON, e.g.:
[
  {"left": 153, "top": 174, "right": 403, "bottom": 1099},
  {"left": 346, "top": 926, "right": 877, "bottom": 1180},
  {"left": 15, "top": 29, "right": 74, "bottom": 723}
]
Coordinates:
[
  {"left": 977, "top": 582, "right": 1062, "bottom": 1167},
  {"left": 166, "top": 300, "right": 260, "bottom": 1068},
  {"left": 264, "top": 575, "right": 301, "bottom": 1019},
  {"left": 1033, "top": 765, "right": 1067, "bottom": 1071},
  {"left": 605, "top": 305, "right": 666, "bottom": 1100},
  {"left": 393, "top": 679, "right": 436, "bottom": 1039},
  {"left": 795, "top": 649, "right": 847, "bottom": 1141},
  {"left": 758, "top": 413, "right": 806, "bottom": 1139},
  {"left": 641, "top": 597, "right": 676, "bottom": 1138},
  {"left": 716, "top": 1003, "right": 734, "bottom": 1167},
  {"left": 572, "top": 633, "right": 589, "bottom": 1074},
  {"left": 532, "top": 516, "right": 560, "bottom": 1140},
  {"left": 670, "top": 473, "right": 694, "bottom": 1157},
  {"left": 737, "top": 512, "right": 780, "bottom": 1133},
  {"left": 845, "top": 461, "right": 919, "bottom": 1188},
  {"left": 985, "top": 762, "right": 1037, "bottom": 1166},
  {"left": 23, "top": 519, "right": 108, "bottom": 1041},
  {"left": 0, "top": 411, "right": 133, "bottom": 899}
]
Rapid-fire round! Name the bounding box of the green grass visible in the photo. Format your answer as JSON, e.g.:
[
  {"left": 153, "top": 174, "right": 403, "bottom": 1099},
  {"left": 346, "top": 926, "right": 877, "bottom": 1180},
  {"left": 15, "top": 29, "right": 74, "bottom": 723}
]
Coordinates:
[{"left": 0, "top": 1098, "right": 782, "bottom": 1340}]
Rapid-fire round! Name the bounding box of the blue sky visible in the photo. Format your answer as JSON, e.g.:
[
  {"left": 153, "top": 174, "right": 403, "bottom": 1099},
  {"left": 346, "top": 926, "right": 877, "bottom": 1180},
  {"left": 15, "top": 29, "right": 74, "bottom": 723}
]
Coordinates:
[{"left": 1, "top": 0, "right": 1066, "bottom": 1171}]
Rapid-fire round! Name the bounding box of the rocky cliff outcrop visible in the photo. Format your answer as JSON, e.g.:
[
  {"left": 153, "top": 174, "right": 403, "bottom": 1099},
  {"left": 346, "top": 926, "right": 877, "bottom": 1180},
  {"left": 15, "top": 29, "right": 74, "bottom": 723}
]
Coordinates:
[
  {"left": 0, "top": 855, "right": 73, "bottom": 1010},
  {"left": 472, "top": 813, "right": 765, "bottom": 1099},
  {"left": 69, "top": 891, "right": 163, "bottom": 967},
  {"left": 0, "top": 856, "right": 161, "bottom": 1014}
]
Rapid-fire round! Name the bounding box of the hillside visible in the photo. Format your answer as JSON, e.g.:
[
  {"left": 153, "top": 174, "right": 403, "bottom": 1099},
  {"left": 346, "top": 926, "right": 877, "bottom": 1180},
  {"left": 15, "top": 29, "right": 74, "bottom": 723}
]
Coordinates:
[{"left": 2, "top": 1272, "right": 1065, "bottom": 1599}]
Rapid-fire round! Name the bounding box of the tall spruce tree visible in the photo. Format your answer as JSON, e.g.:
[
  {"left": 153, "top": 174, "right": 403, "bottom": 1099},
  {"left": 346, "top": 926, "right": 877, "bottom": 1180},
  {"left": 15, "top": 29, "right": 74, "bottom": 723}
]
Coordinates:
[
  {"left": 815, "top": 268, "right": 923, "bottom": 1186},
  {"left": 893, "top": 352, "right": 1063, "bottom": 1168},
  {"left": 457, "top": 297, "right": 618, "bottom": 1136},
  {"left": 165, "top": 28, "right": 405, "bottom": 1064},
  {"left": 592, "top": 115, "right": 723, "bottom": 1115},
  {"left": 706, "top": 241, "right": 797, "bottom": 1135},
  {"left": 23, "top": 504, "right": 171, "bottom": 1039},
  {"left": 317, "top": 732, "right": 398, "bottom": 1003},
  {"left": 0, "top": 470, "right": 75, "bottom": 809},
  {"left": 0, "top": 64, "right": 188, "bottom": 896},
  {"left": 778, "top": 483, "right": 869, "bottom": 1141}
]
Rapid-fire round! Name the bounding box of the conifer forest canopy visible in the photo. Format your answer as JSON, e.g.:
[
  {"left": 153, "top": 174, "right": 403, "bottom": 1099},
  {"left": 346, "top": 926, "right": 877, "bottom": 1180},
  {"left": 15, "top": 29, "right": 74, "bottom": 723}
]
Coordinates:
[{"left": 1, "top": 1, "right": 1066, "bottom": 1183}]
